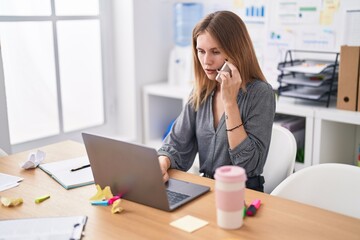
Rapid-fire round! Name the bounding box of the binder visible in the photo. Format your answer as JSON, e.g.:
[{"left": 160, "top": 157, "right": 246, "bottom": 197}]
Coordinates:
[{"left": 337, "top": 46, "right": 360, "bottom": 111}]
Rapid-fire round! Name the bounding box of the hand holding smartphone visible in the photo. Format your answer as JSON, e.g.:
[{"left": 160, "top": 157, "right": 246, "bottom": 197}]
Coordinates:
[{"left": 215, "top": 62, "right": 231, "bottom": 83}]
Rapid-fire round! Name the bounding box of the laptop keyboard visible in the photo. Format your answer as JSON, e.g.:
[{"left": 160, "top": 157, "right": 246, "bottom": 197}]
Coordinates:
[{"left": 166, "top": 190, "right": 190, "bottom": 206}]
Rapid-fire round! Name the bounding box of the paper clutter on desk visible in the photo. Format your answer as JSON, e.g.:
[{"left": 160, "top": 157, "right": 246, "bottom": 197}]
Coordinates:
[
  {"left": 111, "top": 199, "right": 123, "bottom": 214},
  {"left": 0, "top": 173, "right": 23, "bottom": 192},
  {"left": 20, "top": 150, "right": 46, "bottom": 169},
  {"left": 89, "top": 184, "right": 113, "bottom": 201},
  {"left": 1, "top": 196, "right": 23, "bottom": 207},
  {"left": 89, "top": 184, "right": 124, "bottom": 214}
]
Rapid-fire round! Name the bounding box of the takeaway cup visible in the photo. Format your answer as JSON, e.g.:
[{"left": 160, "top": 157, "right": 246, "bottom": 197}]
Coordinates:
[{"left": 214, "top": 165, "right": 247, "bottom": 229}]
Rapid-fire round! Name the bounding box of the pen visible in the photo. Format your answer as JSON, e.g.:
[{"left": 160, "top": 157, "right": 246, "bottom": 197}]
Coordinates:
[
  {"left": 70, "top": 164, "right": 91, "bottom": 172},
  {"left": 91, "top": 200, "right": 109, "bottom": 206}
]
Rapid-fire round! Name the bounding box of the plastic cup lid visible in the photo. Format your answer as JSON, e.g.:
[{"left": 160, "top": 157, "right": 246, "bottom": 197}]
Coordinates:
[{"left": 214, "top": 165, "right": 247, "bottom": 182}]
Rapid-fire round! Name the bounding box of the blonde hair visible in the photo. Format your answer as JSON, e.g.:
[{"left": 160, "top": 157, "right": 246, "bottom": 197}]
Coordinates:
[{"left": 190, "top": 11, "right": 265, "bottom": 111}]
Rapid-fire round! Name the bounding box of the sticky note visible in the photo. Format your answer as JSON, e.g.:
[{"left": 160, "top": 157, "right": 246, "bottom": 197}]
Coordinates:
[
  {"left": 170, "top": 215, "right": 208, "bottom": 233},
  {"left": 102, "top": 186, "right": 113, "bottom": 199},
  {"left": 89, "top": 184, "right": 113, "bottom": 201},
  {"left": 1, "top": 197, "right": 23, "bottom": 207},
  {"left": 111, "top": 199, "right": 124, "bottom": 214}
]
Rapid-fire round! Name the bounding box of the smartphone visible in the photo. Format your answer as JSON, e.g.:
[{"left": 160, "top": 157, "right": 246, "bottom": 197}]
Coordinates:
[{"left": 215, "top": 62, "right": 231, "bottom": 83}]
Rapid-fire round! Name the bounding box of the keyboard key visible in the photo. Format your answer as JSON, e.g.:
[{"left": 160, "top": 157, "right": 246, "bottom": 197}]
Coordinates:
[{"left": 166, "top": 190, "right": 190, "bottom": 206}]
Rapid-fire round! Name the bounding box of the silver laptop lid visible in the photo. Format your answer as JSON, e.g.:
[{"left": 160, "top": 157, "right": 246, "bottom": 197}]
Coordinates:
[
  {"left": 82, "top": 133, "right": 171, "bottom": 210},
  {"left": 82, "top": 133, "right": 210, "bottom": 211}
]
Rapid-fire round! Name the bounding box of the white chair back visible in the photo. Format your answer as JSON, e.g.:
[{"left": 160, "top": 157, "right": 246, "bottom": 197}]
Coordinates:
[
  {"left": 263, "top": 124, "right": 297, "bottom": 193},
  {"left": 271, "top": 163, "right": 360, "bottom": 219}
]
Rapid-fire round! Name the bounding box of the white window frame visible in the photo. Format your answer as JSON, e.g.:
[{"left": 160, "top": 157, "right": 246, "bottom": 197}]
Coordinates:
[{"left": 0, "top": 1, "right": 117, "bottom": 154}]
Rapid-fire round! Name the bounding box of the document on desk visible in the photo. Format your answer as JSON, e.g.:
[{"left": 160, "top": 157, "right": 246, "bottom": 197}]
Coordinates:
[
  {"left": 39, "top": 156, "right": 94, "bottom": 190},
  {"left": 0, "top": 215, "right": 87, "bottom": 240},
  {"left": 0, "top": 173, "right": 23, "bottom": 192}
]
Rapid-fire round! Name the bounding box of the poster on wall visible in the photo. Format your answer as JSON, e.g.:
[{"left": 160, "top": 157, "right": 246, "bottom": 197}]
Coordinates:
[
  {"left": 297, "top": 28, "right": 336, "bottom": 51},
  {"left": 276, "top": 0, "right": 321, "bottom": 25},
  {"left": 262, "top": 28, "right": 296, "bottom": 89},
  {"left": 234, "top": 0, "right": 267, "bottom": 23}
]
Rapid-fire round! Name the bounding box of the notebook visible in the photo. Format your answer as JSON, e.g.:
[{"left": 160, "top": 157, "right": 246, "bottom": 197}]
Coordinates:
[
  {"left": 82, "top": 133, "right": 210, "bottom": 211},
  {"left": 39, "top": 156, "right": 94, "bottom": 190}
]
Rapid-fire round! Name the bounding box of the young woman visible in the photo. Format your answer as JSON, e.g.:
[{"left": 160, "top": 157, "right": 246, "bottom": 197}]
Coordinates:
[{"left": 158, "top": 11, "right": 275, "bottom": 192}]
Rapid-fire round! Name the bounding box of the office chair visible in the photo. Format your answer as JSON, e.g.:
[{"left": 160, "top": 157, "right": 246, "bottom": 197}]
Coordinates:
[
  {"left": 271, "top": 163, "right": 360, "bottom": 219},
  {"left": 0, "top": 147, "right": 8, "bottom": 157},
  {"left": 187, "top": 155, "right": 200, "bottom": 175},
  {"left": 262, "top": 124, "right": 297, "bottom": 193}
]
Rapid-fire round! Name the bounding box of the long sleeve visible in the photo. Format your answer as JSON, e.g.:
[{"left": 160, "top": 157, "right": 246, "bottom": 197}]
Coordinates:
[
  {"left": 157, "top": 101, "right": 199, "bottom": 172},
  {"left": 228, "top": 80, "right": 276, "bottom": 177}
]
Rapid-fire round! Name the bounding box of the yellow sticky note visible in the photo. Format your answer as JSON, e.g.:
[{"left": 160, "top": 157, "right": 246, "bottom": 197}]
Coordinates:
[
  {"left": 170, "top": 215, "right": 208, "bottom": 233},
  {"left": 102, "top": 186, "right": 113, "bottom": 200},
  {"left": 89, "top": 184, "right": 103, "bottom": 200},
  {"left": 111, "top": 199, "right": 124, "bottom": 214},
  {"left": 89, "top": 184, "right": 113, "bottom": 201},
  {"left": 1, "top": 197, "right": 23, "bottom": 207},
  {"left": 233, "top": 0, "right": 244, "bottom": 8},
  {"left": 320, "top": 10, "right": 334, "bottom": 25}
]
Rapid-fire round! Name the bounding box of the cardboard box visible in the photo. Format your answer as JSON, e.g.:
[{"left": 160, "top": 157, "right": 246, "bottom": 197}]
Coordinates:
[{"left": 337, "top": 45, "right": 360, "bottom": 111}]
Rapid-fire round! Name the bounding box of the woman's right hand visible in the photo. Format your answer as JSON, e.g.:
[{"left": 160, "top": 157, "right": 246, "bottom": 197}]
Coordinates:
[{"left": 158, "top": 156, "right": 170, "bottom": 183}]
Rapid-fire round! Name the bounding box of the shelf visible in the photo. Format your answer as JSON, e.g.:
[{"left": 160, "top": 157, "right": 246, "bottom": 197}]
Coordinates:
[
  {"left": 276, "top": 98, "right": 315, "bottom": 117},
  {"left": 277, "top": 50, "right": 339, "bottom": 108},
  {"left": 280, "top": 85, "right": 335, "bottom": 100},
  {"left": 143, "top": 83, "right": 191, "bottom": 145},
  {"left": 143, "top": 82, "right": 191, "bottom": 100},
  {"left": 280, "top": 73, "right": 335, "bottom": 87},
  {"left": 279, "top": 60, "right": 335, "bottom": 74},
  {"left": 315, "top": 107, "right": 360, "bottom": 125}
]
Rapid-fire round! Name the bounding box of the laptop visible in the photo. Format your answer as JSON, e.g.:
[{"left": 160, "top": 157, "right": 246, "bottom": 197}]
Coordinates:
[{"left": 82, "top": 133, "right": 210, "bottom": 211}]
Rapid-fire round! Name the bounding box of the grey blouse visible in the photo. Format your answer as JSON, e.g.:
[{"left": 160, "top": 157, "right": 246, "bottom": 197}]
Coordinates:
[{"left": 157, "top": 79, "right": 276, "bottom": 178}]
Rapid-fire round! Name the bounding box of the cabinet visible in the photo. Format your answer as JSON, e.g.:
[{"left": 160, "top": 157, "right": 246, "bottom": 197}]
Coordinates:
[
  {"left": 142, "top": 83, "right": 200, "bottom": 174},
  {"left": 277, "top": 50, "right": 339, "bottom": 107},
  {"left": 143, "top": 83, "right": 360, "bottom": 172}
]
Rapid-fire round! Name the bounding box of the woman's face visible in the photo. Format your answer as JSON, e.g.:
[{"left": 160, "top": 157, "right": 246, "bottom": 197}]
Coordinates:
[{"left": 196, "top": 31, "right": 227, "bottom": 81}]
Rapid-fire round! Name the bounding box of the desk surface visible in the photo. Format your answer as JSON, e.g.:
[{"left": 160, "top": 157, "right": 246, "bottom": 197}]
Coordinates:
[{"left": 1, "top": 141, "right": 359, "bottom": 240}]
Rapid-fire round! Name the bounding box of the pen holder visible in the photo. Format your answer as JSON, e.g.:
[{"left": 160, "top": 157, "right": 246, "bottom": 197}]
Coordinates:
[{"left": 214, "top": 165, "right": 247, "bottom": 229}]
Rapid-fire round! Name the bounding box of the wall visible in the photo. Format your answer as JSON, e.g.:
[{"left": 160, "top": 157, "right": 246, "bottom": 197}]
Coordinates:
[
  {"left": 111, "top": 0, "right": 136, "bottom": 140},
  {"left": 112, "top": 0, "right": 360, "bottom": 143},
  {"left": 133, "top": 0, "right": 173, "bottom": 142},
  {"left": 112, "top": 0, "right": 173, "bottom": 142}
]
